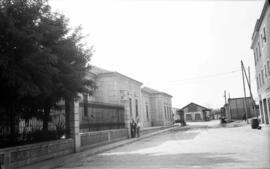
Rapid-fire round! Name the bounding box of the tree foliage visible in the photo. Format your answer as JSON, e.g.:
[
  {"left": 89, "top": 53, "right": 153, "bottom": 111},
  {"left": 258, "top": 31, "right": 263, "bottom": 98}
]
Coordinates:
[{"left": 0, "top": 0, "right": 93, "bottom": 133}]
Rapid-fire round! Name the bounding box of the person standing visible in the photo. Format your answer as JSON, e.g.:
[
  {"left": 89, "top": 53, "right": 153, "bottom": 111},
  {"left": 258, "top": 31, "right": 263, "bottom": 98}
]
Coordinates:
[
  {"left": 130, "top": 119, "right": 136, "bottom": 138},
  {"left": 136, "top": 120, "right": 141, "bottom": 137}
]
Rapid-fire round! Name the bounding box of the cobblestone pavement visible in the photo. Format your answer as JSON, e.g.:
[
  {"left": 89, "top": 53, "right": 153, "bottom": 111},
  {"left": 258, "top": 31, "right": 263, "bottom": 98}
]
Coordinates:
[{"left": 55, "top": 122, "right": 270, "bottom": 169}]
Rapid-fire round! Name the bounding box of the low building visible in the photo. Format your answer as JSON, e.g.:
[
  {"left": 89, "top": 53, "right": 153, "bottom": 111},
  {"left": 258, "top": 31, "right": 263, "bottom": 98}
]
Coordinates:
[
  {"left": 181, "top": 102, "right": 211, "bottom": 121},
  {"left": 81, "top": 66, "right": 142, "bottom": 131},
  {"left": 172, "top": 107, "right": 181, "bottom": 121},
  {"left": 224, "top": 97, "right": 258, "bottom": 121},
  {"left": 250, "top": 0, "right": 270, "bottom": 124},
  {"left": 82, "top": 66, "right": 174, "bottom": 129},
  {"left": 141, "top": 87, "right": 174, "bottom": 126}
]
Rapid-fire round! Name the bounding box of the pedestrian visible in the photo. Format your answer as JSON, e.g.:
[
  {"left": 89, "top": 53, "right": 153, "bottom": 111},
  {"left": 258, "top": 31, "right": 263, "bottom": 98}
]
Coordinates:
[
  {"left": 136, "top": 120, "right": 141, "bottom": 137},
  {"left": 130, "top": 119, "right": 136, "bottom": 138},
  {"left": 242, "top": 113, "right": 246, "bottom": 121}
]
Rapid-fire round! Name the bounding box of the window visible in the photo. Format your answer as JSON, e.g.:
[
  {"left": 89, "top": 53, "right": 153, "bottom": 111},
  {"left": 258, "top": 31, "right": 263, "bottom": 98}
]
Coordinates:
[
  {"left": 259, "top": 73, "right": 262, "bottom": 88},
  {"left": 256, "top": 48, "right": 259, "bottom": 61},
  {"left": 261, "top": 70, "right": 265, "bottom": 84},
  {"left": 135, "top": 99, "right": 138, "bottom": 117},
  {"left": 265, "top": 65, "right": 267, "bottom": 78},
  {"left": 256, "top": 76, "right": 259, "bottom": 89},
  {"left": 263, "top": 27, "right": 267, "bottom": 42},
  {"left": 146, "top": 104, "right": 149, "bottom": 121},
  {"left": 254, "top": 50, "right": 257, "bottom": 65},
  {"left": 129, "top": 98, "right": 132, "bottom": 116},
  {"left": 261, "top": 34, "right": 264, "bottom": 47},
  {"left": 267, "top": 60, "right": 270, "bottom": 76},
  {"left": 164, "top": 106, "right": 167, "bottom": 119},
  {"left": 258, "top": 42, "right": 261, "bottom": 57}
]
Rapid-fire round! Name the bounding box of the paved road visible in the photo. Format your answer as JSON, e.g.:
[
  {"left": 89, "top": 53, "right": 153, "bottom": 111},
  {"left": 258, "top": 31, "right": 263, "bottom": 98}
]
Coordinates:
[{"left": 56, "top": 122, "right": 270, "bottom": 169}]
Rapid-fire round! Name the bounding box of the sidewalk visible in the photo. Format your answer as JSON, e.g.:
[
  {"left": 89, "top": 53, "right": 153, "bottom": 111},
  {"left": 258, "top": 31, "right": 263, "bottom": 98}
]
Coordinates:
[{"left": 18, "top": 125, "right": 186, "bottom": 169}]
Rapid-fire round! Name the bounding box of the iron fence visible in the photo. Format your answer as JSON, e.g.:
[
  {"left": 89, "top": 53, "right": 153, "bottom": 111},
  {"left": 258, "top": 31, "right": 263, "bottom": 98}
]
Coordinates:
[{"left": 0, "top": 109, "right": 67, "bottom": 148}]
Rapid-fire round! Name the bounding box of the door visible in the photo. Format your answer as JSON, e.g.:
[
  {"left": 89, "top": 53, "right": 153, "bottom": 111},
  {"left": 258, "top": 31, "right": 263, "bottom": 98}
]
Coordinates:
[
  {"left": 264, "top": 99, "right": 269, "bottom": 124},
  {"left": 195, "top": 113, "right": 202, "bottom": 121}
]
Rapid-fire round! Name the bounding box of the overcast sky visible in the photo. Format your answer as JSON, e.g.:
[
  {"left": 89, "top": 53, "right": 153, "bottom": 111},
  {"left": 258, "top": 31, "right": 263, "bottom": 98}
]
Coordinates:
[{"left": 50, "top": 0, "right": 264, "bottom": 109}]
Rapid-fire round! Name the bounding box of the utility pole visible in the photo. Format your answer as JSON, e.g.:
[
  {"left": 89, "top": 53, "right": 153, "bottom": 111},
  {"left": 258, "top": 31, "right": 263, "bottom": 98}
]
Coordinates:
[
  {"left": 228, "top": 92, "right": 232, "bottom": 121},
  {"left": 224, "top": 90, "right": 227, "bottom": 105},
  {"left": 241, "top": 61, "right": 249, "bottom": 124},
  {"left": 247, "top": 66, "right": 258, "bottom": 119}
]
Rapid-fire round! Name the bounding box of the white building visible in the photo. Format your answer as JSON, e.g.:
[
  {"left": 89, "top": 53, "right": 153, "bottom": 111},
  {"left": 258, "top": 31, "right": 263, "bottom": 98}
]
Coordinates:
[
  {"left": 251, "top": 0, "right": 270, "bottom": 124},
  {"left": 141, "top": 87, "right": 174, "bottom": 126},
  {"left": 84, "top": 66, "right": 174, "bottom": 128}
]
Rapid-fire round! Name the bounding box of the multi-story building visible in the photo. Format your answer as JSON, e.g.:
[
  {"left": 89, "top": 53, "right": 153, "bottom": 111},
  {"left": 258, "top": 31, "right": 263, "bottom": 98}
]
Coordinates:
[{"left": 251, "top": 0, "right": 270, "bottom": 124}]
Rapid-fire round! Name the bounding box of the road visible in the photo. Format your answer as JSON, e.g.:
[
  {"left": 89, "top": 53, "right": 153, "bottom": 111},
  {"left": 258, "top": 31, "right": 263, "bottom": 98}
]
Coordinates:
[{"left": 56, "top": 121, "right": 270, "bottom": 169}]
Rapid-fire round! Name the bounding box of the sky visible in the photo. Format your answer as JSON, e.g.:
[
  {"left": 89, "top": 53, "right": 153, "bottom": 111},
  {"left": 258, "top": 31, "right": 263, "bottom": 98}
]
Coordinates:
[{"left": 50, "top": 0, "right": 264, "bottom": 109}]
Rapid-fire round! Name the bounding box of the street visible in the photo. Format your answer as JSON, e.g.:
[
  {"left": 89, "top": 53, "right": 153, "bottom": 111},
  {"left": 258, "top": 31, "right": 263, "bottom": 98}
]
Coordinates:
[{"left": 55, "top": 121, "right": 270, "bottom": 169}]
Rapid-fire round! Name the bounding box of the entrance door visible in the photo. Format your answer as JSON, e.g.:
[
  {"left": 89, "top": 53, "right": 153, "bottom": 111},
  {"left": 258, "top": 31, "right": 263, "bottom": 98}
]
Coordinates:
[
  {"left": 263, "top": 99, "right": 269, "bottom": 124},
  {"left": 186, "top": 114, "right": 192, "bottom": 121},
  {"left": 195, "top": 113, "right": 202, "bottom": 121},
  {"left": 260, "top": 100, "right": 265, "bottom": 123},
  {"left": 202, "top": 111, "right": 207, "bottom": 121}
]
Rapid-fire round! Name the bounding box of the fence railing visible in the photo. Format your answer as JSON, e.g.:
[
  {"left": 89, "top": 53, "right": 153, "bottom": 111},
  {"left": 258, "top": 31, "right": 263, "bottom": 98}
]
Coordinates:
[{"left": 0, "top": 115, "right": 67, "bottom": 148}]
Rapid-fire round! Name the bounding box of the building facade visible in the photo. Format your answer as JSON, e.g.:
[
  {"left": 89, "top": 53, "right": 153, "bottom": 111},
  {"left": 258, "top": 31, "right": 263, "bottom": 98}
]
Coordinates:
[
  {"left": 251, "top": 0, "right": 270, "bottom": 124},
  {"left": 172, "top": 107, "right": 180, "bottom": 121},
  {"left": 82, "top": 66, "right": 173, "bottom": 128},
  {"left": 181, "top": 102, "right": 211, "bottom": 122},
  {"left": 141, "top": 87, "right": 174, "bottom": 126},
  {"left": 224, "top": 97, "right": 257, "bottom": 121}
]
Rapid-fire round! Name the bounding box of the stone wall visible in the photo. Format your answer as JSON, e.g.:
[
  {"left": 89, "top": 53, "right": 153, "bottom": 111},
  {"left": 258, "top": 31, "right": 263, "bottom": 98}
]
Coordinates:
[
  {"left": 0, "top": 139, "right": 73, "bottom": 169},
  {"left": 80, "top": 129, "right": 128, "bottom": 149}
]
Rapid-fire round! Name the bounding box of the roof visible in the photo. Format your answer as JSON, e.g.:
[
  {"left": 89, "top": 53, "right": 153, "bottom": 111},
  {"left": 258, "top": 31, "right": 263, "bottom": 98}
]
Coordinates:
[
  {"left": 90, "top": 65, "right": 143, "bottom": 85},
  {"left": 90, "top": 66, "right": 111, "bottom": 75},
  {"left": 142, "top": 87, "right": 172, "bottom": 97},
  {"left": 251, "top": 0, "right": 269, "bottom": 48},
  {"left": 228, "top": 97, "right": 252, "bottom": 101},
  {"left": 180, "top": 102, "right": 211, "bottom": 111}
]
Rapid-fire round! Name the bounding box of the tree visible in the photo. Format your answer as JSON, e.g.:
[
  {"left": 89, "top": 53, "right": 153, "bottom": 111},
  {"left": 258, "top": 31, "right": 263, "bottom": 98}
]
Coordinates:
[{"left": 0, "top": 0, "right": 93, "bottom": 143}]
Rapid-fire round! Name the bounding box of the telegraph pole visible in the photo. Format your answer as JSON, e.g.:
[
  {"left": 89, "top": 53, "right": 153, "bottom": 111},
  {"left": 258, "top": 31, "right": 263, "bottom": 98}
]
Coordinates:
[
  {"left": 228, "top": 92, "right": 232, "bottom": 121},
  {"left": 241, "top": 61, "right": 248, "bottom": 123},
  {"left": 224, "top": 90, "right": 227, "bottom": 104},
  {"left": 241, "top": 61, "right": 258, "bottom": 119}
]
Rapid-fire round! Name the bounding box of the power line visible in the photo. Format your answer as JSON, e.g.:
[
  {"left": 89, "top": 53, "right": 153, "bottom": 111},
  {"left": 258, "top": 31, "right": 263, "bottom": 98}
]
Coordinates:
[
  {"left": 156, "top": 69, "right": 257, "bottom": 86},
  {"left": 167, "top": 69, "right": 242, "bottom": 84}
]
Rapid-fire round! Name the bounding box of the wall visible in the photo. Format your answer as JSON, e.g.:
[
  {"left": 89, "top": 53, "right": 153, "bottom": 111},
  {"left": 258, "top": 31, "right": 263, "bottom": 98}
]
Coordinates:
[
  {"left": 140, "top": 91, "right": 152, "bottom": 127},
  {"left": 151, "top": 94, "right": 173, "bottom": 126},
  {"left": 252, "top": 2, "right": 270, "bottom": 124},
  {"left": 0, "top": 139, "right": 73, "bottom": 169},
  {"left": 116, "top": 74, "right": 142, "bottom": 123},
  {"left": 80, "top": 129, "right": 128, "bottom": 149},
  {"left": 93, "top": 73, "right": 143, "bottom": 129},
  {"left": 229, "top": 98, "right": 255, "bottom": 120}
]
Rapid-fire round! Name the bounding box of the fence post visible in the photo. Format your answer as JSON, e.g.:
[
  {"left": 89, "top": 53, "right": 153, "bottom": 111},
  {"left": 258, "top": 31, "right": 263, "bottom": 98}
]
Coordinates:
[{"left": 69, "top": 100, "right": 81, "bottom": 152}]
